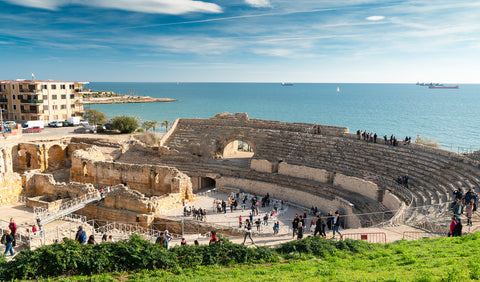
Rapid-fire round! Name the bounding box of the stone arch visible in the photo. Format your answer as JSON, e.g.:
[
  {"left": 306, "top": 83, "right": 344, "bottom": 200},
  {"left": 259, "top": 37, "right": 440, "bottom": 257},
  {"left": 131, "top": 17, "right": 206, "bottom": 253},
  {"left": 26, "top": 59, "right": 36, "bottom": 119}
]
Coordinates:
[
  {"left": 218, "top": 136, "right": 256, "bottom": 159},
  {"left": 47, "top": 145, "right": 65, "bottom": 170},
  {"left": 200, "top": 177, "right": 216, "bottom": 189}
]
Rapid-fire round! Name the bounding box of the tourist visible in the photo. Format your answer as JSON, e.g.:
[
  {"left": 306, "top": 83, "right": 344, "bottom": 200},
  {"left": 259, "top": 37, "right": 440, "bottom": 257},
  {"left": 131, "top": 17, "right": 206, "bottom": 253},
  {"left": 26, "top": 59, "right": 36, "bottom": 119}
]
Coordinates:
[
  {"left": 102, "top": 234, "right": 108, "bottom": 242},
  {"left": 31, "top": 224, "right": 37, "bottom": 235},
  {"left": 332, "top": 211, "right": 343, "bottom": 239},
  {"left": 249, "top": 212, "right": 253, "bottom": 222},
  {"left": 255, "top": 218, "right": 261, "bottom": 232},
  {"left": 273, "top": 221, "right": 279, "bottom": 235},
  {"left": 263, "top": 214, "right": 269, "bottom": 226},
  {"left": 242, "top": 219, "right": 255, "bottom": 245},
  {"left": 87, "top": 235, "right": 96, "bottom": 245},
  {"left": 297, "top": 222, "right": 303, "bottom": 239},
  {"left": 156, "top": 232, "right": 168, "bottom": 250},
  {"left": 2, "top": 229, "right": 14, "bottom": 256},
  {"left": 452, "top": 217, "right": 463, "bottom": 237},
  {"left": 292, "top": 215, "right": 299, "bottom": 238},
  {"left": 181, "top": 238, "right": 187, "bottom": 246},
  {"left": 209, "top": 230, "right": 218, "bottom": 244},
  {"left": 75, "top": 226, "right": 87, "bottom": 244},
  {"left": 466, "top": 201, "right": 474, "bottom": 226},
  {"left": 108, "top": 235, "right": 114, "bottom": 242},
  {"left": 239, "top": 215, "right": 243, "bottom": 228},
  {"left": 194, "top": 240, "right": 199, "bottom": 246},
  {"left": 310, "top": 219, "right": 316, "bottom": 233},
  {"left": 164, "top": 230, "right": 173, "bottom": 242},
  {"left": 8, "top": 218, "right": 17, "bottom": 236},
  {"left": 448, "top": 217, "right": 457, "bottom": 237},
  {"left": 453, "top": 199, "right": 463, "bottom": 217}
]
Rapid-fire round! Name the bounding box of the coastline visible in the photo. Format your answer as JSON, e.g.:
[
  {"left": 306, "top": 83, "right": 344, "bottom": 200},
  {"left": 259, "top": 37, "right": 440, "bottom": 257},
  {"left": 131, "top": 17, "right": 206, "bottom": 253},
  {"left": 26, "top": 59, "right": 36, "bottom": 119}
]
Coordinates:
[{"left": 81, "top": 95, "right": 177, "bottom": 104}]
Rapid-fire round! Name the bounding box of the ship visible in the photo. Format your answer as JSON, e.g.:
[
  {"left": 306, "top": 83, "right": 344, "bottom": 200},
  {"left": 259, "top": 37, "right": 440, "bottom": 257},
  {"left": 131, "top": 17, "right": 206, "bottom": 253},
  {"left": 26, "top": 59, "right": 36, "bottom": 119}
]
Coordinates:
[
  {"left": 428, "top": 85, "right": 459, "bottom": 89},
  {"left": 281, "top": 82, "right": 294, "bottom": 86}
]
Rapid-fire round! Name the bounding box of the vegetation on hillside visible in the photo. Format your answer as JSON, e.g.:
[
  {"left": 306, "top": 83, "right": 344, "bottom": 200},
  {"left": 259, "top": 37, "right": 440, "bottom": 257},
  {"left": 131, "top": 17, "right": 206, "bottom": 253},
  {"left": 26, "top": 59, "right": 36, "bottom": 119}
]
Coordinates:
[
  {"left": 2, "top": 233, "right": 480, "bottom": 281},
  {"left": 415, "top": 135, "right": 440, "bottom": 148}
]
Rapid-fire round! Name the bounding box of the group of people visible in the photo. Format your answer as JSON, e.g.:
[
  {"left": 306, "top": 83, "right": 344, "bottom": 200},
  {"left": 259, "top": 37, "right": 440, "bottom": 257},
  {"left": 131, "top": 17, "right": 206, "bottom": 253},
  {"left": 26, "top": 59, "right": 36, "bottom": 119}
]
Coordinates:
[
  {"left": 184, "top": 206, "right": 207, "bottom": 221},
  {"left": 356, "top": 130, "right": 412, "bottom": 147},
  {"left": 292, "top": 210, "right": 343, "bottom": 240},
  {"left": 452, "top": 188, "right": 478, "bottom": 227},
  {"left": 357, "top": 130, "right": 378, "bottom": 143},
  {"left": 396, "top": 175, "right": 410, "bottom": 188},
  {"left": 75, "top": 226, "right": 115, "bottom": 245}
]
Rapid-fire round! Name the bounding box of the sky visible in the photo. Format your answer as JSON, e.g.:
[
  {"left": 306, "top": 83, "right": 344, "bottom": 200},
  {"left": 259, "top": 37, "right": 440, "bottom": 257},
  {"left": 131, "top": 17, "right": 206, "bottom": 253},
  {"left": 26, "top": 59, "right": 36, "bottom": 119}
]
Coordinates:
[{"left": 0, "top": 0, "right": 479, "bottom": 83}]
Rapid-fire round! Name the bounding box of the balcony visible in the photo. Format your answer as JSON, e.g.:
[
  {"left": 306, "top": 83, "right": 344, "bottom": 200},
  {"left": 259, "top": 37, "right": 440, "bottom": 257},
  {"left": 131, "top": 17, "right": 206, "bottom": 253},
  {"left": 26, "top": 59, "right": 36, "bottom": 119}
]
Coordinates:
[
  {"left": 0, "top": 98, "right": 7, "bottom": 103},
  {"left": 20, "top": 89, "right": 41, "bottom": 94},
  {"left": 21, "top": 109, "right": 43, "bottom": 114},
  {"left": 21, "top": 99, "right": 44, "bottom": 104}
]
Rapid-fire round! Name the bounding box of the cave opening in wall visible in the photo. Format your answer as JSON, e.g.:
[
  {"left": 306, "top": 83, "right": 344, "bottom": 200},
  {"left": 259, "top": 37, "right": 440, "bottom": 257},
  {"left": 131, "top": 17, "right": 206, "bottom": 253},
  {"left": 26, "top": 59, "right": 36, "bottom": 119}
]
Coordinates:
[{"left": 200, "top": 177, "right": 216, "bottom": 189}]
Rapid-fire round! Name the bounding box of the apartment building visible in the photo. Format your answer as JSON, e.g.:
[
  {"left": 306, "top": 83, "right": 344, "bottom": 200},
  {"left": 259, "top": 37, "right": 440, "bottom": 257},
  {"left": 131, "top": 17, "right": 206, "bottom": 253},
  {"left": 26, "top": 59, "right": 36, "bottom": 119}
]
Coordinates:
[{"left": 0, "top": 79, "right": 87, "bottom": 123}]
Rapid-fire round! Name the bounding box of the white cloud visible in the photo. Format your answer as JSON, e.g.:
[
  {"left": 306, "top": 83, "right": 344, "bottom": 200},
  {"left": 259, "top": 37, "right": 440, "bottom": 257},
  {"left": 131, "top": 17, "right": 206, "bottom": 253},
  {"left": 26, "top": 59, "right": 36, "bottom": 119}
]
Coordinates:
[
  {"left": 245, "top": 0, "right": 271, "bottom": 8},
  {"left": 366, "top": 16, "right": 385, "bottom": 21},
  {"left": 3, "top": 0, "right": 222, "bottom": 14}
]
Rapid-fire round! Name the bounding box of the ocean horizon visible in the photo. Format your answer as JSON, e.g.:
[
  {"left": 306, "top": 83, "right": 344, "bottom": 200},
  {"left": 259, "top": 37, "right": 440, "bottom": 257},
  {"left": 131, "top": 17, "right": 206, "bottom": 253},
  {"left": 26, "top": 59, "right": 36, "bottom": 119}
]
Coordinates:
[{"left": 87, "top": 82, "right": 480, "bottom": 152}]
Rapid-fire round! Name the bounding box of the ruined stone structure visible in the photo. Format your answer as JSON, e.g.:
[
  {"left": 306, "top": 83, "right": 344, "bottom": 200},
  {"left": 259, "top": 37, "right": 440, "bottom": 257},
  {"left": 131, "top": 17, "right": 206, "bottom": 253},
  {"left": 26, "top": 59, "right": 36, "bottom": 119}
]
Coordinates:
[{"left": 2, "top": 112, "right": 480, "bottom": 230}]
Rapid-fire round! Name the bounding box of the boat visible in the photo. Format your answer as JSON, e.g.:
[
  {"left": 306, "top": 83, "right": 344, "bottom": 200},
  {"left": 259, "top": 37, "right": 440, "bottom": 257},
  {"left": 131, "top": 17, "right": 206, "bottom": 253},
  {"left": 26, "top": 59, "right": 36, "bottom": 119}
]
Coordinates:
[
  {"left": 281, "top": 82, "right": 294, "bottom": 86},
  {"left": 428, "top": 85, "right": 459, "bottom": 89}
]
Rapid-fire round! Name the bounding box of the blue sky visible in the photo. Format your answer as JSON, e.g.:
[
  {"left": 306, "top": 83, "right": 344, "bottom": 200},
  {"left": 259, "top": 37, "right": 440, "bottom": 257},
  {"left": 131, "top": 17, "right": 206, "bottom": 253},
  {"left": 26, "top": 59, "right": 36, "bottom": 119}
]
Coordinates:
[{"left": 0, "top": 0, "right": 479, "bottom": 83}]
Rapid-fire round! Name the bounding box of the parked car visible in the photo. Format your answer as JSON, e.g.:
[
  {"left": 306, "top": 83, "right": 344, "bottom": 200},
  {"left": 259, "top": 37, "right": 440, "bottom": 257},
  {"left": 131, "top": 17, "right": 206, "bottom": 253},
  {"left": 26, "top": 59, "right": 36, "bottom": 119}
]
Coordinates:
[
  {"left": 24, "top": 126, "right": 42, "bottom": 133},
  {"left": 97, "top": 124, "right": 106, "bottom": 132},
  {"left": 79, "top": 119, "right": 89, "bottom": 126},
  {"left": 105, "top": 123, "right": 113, "bottom": 130},
  {"left": 74, "top": 124, "right": 96, "bottom": 134},
  {"left": 63, "top": 121, "right": 74, "bottom": 127},
  {"left": 48, "top": 121, "right": 63, "bottom": 127}
]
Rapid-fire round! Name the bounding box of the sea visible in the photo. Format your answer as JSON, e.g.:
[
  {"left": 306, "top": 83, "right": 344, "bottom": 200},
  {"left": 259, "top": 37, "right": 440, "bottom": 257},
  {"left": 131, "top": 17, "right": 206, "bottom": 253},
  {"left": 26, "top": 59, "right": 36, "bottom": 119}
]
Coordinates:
[{"left": 87, "top": 82, "right": 480, "bottom": 152}]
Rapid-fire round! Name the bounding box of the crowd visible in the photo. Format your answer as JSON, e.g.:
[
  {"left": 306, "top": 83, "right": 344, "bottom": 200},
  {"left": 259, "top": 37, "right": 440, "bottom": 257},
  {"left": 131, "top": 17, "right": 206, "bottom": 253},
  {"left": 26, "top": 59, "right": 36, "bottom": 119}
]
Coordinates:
[
  {"left": 291, "top": 210, "right": 343, "bottom": 240},
  {"left": 396, "top": 175, "right": 410, "bottom": 188},
  {"left": 356, "top": 130, "right": 412, "bottom": 147}
]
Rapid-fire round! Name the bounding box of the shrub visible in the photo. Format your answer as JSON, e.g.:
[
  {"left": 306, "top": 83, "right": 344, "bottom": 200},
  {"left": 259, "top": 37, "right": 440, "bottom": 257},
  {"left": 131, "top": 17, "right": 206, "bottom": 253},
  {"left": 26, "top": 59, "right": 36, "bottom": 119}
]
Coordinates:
[
  {"left": 111, "top": 116, "right": 139, "bottom": 134},
  {"left": 414, "top": 135, "right": 440, "bottom": 148}
]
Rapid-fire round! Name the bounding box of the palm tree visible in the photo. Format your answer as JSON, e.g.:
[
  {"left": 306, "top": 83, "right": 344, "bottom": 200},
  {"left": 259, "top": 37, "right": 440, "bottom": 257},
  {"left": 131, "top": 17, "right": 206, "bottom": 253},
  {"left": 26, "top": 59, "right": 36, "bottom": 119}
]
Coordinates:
[
  {"left": 161, "top": 120, "right": 171, "bottom": 133},
  {"left": 151, "top": 120, "right": 158, "bottom": 132},
  {"left": 142, "top": 121, "right": 153, "bottom": 132}
]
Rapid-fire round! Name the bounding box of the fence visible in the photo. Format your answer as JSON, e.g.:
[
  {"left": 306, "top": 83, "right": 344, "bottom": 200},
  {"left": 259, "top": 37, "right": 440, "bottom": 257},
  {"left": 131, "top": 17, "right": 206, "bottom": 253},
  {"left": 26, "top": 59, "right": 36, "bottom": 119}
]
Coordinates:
[{"left": 325, "top": 232, "right": 387, "bottom": 243}]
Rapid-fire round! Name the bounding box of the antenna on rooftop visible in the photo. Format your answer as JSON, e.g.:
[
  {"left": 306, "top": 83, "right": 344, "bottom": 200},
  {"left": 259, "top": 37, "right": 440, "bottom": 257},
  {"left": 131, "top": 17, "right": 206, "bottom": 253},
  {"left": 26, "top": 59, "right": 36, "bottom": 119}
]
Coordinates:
[{"left": 31, "top": 72, "right": 35, "bottom": 81}]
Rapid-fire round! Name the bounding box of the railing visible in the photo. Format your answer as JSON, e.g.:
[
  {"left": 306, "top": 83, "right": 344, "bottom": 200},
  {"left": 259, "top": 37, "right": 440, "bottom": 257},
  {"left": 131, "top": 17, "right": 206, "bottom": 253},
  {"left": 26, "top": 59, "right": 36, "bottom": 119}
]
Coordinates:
[
  {"left": 21, "top": 99, "right": 43, "bottom": 104},
  {"left": 0, "top": 98, "right": 7, "bottom": 102},
  {"left": 325, "top": 232, "right": 387, "bottom": 243},
  {"left": 34, "top": 192, "right": 101, "bottom": 225},
  {"left": 21, "top": 109, "right": 43, "bottom": 114},
  {"left": 402, "top": 231, "right": 446, "bottom": 240}
]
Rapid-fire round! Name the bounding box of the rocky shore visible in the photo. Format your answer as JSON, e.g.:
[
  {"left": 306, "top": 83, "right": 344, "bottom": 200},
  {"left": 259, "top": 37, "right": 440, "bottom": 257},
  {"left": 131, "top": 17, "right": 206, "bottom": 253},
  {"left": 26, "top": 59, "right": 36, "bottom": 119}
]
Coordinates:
[{"left": 81, "top": 95, "right": 177, "bottom": 104}]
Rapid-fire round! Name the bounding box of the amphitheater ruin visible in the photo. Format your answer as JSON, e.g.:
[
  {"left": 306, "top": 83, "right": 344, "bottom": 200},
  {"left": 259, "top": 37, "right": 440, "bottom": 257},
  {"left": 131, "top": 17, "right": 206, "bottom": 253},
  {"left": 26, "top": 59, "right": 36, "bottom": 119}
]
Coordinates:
[{"left": 1, "top": 112, "right": 480, "bottom": 247}]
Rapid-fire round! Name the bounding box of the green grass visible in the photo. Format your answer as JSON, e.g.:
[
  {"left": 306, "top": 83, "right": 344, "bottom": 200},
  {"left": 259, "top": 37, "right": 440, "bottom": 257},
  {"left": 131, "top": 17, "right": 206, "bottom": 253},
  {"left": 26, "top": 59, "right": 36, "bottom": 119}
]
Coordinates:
[{"left": 9, "top": 233, "right": 480, "bottom": 281}]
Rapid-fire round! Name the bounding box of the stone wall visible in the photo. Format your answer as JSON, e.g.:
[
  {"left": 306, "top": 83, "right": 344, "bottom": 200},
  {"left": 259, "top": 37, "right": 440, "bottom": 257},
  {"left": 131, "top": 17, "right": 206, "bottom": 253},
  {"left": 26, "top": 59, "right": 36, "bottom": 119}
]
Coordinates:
[
  {"left": 278, "top": 162, "right": 330, "bottom": 183},
  {"left": 215, "top": 176, "right": 361, "bottom": 228},
  {"left": 76, "top": 185, "right": 187, "bottom": 226},
  {"left": 70, "top": 147, "right": 193, "bottom": 200},
  {"left": 0, "top": 145, "right": 23, "bottom": 203},
  {"left": 250, "top": 159, "right": 275, "bottom": 173},
  {"left": 333, "top": 173, "right": 379, "bottom": 201},
  {"left": 24, "top": 173, "right": 96, "bottom": 198}
]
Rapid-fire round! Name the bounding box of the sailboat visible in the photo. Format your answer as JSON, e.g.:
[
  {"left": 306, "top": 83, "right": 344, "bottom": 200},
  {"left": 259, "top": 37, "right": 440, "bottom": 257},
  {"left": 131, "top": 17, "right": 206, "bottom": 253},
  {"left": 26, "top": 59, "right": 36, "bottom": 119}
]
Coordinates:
[{"left": 337, "top": 86, "right": 340, "bottom": 93}]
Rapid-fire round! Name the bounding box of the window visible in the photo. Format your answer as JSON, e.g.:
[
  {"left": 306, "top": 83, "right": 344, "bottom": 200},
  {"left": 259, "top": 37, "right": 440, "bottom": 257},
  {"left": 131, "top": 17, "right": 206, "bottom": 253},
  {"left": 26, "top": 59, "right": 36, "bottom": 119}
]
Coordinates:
[
  {"left": 13, "top": 105, "right": 16, "bottom": 110},
  {"left": 43, "top": 84, "right": 47, "bottom": 89},
  {"left": 70, "top": 104, "right": 75, "bottom": 109},
  {"left": 70, "top": 94, "right": 75, "bottom": 99},
  {"left": 43, "top": 105, "right": 49, "bottom": 111},
  {"left": 52, "top": 105, "right": 58, "bottom": 110},
  {"left": 61, "top": 104, "right": 66, "bottom": 109},
  {"left": 20, "top": 105, "right": 25, "bottom": 110},
  {"left": 19, "top": 85, "right": 23, "bottom": 90},
  {"left": 69, "top": 84, "right": 74, "bottom": 89},
  {"left": 43, "top": 95, "right": 48, "bottom": 100},
  {"left": 51, "top": 84, "right": 57, "bottom": 90},
  {"left": 12, "top": 84, "right": 15, "bottom": 90},
  {"left": 52, "top": 95, "right": 57, "bottom": 100},
  {"left": 12, "top": 95, "right": 15, "bottom": 100},
  {"left": 60, "top": 84, "right": 66, "bottom": 89},
  {"left": 61, "top": 94, "right": 66, "bottom": 99},
  {"left": 18, "top": 95, "right": 23, "bottom": 100}
]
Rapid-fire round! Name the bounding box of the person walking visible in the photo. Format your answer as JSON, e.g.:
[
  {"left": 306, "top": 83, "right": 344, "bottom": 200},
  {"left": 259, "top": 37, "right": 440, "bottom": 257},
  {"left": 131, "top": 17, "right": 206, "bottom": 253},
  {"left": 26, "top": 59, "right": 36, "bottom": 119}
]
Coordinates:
[
  {"left": 297, "top": 222, "right": 304, "bottom": 239},
  {"left": 156, "top": 232, "right": 169, "bottom": 250},
  {"left": 332, "top": 211, "right": 343, "bottom": 239},
  {"left": 3, "top": 229, "right": 15, "bottom": 256},
  {"left": 75, "top": 226, "right": 87, "bottom": 244},
  {"left": 242, "top": 219, "right": 255, "bottom": 245}
]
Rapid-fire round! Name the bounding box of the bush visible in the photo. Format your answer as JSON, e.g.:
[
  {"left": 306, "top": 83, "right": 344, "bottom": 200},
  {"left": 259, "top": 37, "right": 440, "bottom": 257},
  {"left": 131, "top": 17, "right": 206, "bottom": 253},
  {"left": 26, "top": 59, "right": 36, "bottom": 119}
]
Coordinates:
[
  {"left": 111, "top": 116, "right": 139, "bottom": 134},
  {"left": 414, "top": 135, "right": 440, "bottom": 148}
]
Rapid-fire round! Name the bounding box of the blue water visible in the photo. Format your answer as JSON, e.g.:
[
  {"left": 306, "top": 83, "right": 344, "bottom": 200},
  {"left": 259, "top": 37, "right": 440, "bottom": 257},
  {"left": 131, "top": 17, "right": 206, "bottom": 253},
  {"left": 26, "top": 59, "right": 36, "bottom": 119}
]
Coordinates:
[{"left": 87, "top": 82, "right": 480, "bottom": 151}]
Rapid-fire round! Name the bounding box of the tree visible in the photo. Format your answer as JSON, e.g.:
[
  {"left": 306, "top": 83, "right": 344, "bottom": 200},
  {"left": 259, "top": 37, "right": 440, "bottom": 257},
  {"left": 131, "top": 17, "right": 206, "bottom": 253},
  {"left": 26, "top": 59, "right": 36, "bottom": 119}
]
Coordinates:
[
  {"left": 112, "top": 116, "right": 139, "bottom": 134},
  {"left": 142, "top": 121, "right": 154, "bottom": 132},
  {"left": 161, "top": 120, "right": 171, "bottom": 132},
  {"left": 83, "top": 109, "right": 107, "bottom": 125},
  {"left": 151, "top": 120, "right": 158, "bottom": 132}
]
